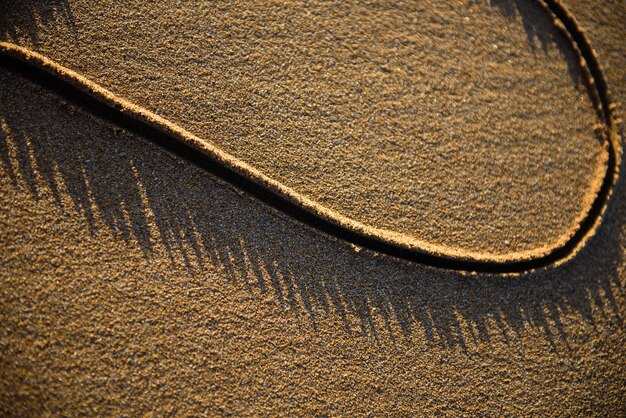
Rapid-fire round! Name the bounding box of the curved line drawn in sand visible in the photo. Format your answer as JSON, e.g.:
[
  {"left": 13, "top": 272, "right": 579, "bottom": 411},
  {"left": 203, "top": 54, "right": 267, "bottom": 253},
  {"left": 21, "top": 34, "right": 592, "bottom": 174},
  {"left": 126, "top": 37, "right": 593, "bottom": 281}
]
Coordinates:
[{"left": 0, "top": 0, "right": 621, "bottom": 273}]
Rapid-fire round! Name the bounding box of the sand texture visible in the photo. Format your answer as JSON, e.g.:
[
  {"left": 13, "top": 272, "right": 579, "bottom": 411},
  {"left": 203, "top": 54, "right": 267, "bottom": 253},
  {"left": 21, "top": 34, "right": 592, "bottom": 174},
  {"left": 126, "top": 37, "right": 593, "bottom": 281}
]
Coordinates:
[
  {"left": 1, "top": 0, "right": 625, "bottom": 416},
  {"left": 0, "top": 0, "right": 615, "bottom": 263}
]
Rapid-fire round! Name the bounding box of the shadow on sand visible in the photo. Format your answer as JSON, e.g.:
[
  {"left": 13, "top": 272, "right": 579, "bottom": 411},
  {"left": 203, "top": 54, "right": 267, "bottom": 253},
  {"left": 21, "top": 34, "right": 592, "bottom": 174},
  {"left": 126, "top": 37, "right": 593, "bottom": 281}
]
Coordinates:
[
  {"left": 0, "top": 0, "right": 624, "bottom": 353},
  {"left": 1, "top": 60, "right": 623, "bottom": 351},
  {"left": 0, "top": 1, "right": 76, "bottom": 46}
]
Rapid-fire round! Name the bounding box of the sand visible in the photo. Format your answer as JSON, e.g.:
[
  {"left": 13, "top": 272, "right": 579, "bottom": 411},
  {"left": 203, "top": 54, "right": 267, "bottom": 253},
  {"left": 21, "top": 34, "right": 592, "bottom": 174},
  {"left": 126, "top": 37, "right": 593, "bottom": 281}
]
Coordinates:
[
  {"left": 0, "top": 0, "right": 614, "bottom": 263},
  {"left": 1, "top": 0, "right": 625, "bottom": 416}
]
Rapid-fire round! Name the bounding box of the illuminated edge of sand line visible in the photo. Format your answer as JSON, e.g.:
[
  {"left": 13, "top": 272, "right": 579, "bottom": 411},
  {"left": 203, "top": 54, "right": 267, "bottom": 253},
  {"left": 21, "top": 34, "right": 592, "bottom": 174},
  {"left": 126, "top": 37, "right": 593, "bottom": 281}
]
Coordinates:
[{"left": 0, "top": 0, "right": 621, "bottom": 273}]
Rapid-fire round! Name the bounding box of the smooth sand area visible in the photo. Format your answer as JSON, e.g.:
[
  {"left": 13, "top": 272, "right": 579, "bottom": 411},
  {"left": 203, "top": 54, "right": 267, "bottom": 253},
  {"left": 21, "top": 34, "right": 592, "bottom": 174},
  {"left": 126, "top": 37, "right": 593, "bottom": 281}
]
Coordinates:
[
  {"left": 0, "top": 0, "right": 610, "bottom": 260},
  {"left": 1, "top": 0, "right": 624, "bottom": 415}
]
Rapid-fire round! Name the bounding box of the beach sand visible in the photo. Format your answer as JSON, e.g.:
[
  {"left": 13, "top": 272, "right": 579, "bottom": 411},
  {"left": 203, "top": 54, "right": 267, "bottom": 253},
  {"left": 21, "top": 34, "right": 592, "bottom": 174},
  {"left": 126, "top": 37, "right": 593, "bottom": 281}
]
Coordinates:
[
  {"left": 0, "top": 0, "right": 611, "bottom": 260},
  {"left": 1, "top": 0, "right": 624, "bottom": 415}
]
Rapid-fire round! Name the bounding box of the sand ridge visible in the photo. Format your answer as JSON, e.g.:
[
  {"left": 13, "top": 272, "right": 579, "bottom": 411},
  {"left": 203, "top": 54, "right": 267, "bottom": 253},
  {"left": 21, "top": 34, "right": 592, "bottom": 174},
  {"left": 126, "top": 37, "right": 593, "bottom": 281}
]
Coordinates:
[
  {"left": 1, "top": 1, "right": 625, "bottom": 415},
  {"left": 0, "top": 0, "right": 620, "bottom": 272},
  {"left": 1, "top": 0, "right": 615, "bottom": 258},
  {"left": 1, "top": 40, "right": 625, "bottom": 416}
]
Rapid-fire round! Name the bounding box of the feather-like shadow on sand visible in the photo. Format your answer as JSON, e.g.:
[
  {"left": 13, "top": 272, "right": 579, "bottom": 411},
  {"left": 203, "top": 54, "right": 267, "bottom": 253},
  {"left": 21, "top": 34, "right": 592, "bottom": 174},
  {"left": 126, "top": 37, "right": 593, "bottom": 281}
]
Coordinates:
[{"left": 0, "top": 0, "right": 620, "bottom": 273}]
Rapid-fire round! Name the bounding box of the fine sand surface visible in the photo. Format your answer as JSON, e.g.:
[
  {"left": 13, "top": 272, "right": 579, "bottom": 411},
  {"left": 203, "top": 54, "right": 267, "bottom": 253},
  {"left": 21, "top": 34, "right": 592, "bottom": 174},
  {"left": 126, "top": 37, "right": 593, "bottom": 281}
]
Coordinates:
[
  {"left": 0, "top": 0, "right": 610, "bottom": 261},
  {"left": 1, "top": 0, "right": 625, "bottom": 416}
]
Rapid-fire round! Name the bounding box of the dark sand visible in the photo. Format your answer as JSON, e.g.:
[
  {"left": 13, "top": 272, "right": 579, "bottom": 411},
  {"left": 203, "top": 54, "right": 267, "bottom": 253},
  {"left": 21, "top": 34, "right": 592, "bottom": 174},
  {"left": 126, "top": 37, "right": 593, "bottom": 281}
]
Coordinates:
[{"left": 1, "top": 0, "right": 625, "bottom": 416}]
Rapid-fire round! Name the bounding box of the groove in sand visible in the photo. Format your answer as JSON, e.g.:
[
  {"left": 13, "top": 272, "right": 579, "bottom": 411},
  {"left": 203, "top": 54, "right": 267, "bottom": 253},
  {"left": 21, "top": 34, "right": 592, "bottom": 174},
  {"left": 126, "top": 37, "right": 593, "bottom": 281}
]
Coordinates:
[{"left": 0, "top": 0, "right": 621, "bottom": 273}]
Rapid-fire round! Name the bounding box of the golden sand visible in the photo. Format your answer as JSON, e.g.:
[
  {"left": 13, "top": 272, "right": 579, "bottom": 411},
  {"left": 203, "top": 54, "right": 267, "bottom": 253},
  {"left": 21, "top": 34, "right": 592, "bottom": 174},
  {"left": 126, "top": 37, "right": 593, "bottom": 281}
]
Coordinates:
[
  {"left": 1, "top": 0, "right": 624, "bottom": 415},
  {"left": 0, "top": 0, "right": 617, "bottom": 263}
]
